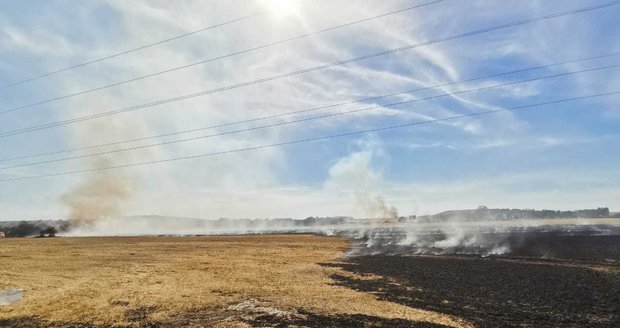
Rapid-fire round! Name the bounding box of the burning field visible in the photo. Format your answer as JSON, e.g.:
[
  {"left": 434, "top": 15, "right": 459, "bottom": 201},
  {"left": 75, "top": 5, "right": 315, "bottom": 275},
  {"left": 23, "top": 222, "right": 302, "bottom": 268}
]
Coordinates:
[{"left": 0, "top": 223, "right": 619, "bottom": 327}]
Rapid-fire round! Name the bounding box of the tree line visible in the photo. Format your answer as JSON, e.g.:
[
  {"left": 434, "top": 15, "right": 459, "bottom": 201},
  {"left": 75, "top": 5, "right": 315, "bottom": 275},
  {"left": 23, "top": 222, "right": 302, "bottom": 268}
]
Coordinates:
[{"left": 0, "top": 221, "right": 62, "bottom": 238}]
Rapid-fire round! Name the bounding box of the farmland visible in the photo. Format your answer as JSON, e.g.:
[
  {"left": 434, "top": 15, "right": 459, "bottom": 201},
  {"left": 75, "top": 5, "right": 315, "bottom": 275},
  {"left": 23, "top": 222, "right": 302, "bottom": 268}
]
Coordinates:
[
  {"left": 0, "top": 235, "right": 467, "bottom": 327},
  {"left": 1, "top": 230, "right": 619, "bottom": 327}
]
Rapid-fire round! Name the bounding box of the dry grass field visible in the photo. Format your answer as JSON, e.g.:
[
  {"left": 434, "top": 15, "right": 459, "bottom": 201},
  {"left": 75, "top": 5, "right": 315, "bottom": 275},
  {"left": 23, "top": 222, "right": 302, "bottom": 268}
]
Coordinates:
[{"left": 0, "top": 235, "right": 469, "bottom": 327}]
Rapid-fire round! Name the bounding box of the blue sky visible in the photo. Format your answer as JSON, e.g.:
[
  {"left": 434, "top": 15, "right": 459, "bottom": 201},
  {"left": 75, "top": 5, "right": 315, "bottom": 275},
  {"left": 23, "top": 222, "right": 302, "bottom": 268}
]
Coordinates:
[{"left": 0, "top": 0, "right": 619, "bottom": 220}]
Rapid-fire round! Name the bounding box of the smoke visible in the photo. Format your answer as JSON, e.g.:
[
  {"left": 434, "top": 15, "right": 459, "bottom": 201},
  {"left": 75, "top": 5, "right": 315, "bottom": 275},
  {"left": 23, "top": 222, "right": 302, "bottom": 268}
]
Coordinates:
[
  {"left": 60, "top": 157, "right": 133, "bottom": 224},
  {"left": 356, "top": 193, "right": 398, "bottom": 220},
  {"left": 55, "top": 119, "right": 617, "bottom": 260},
  {"left": 57, "top": 94, "right": 144, "bottom": 226},
  {"left": 346, "top": 218, "right": 620, "bottom": 258},
  {"left": 346, "top": 217, "right": 531, "bottom": 257},
  {"left": 61, "top": 214, "right": 620, "bottom": 262},
  {"left": 63, "top": 215, "right": 347, "bottom": 237},
  {"left": 327, "top": 144, "right": 399, "bottom": 220}
]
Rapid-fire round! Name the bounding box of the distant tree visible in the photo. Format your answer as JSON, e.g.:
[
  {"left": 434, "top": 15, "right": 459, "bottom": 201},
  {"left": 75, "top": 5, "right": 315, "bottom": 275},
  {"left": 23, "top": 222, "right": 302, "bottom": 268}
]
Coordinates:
[
  {"left": 598, "top": 207, "right": 610, "bottom": 217},
  {"left": 8, "top": 221, "right": 39, "bottom": 237},
  {"left": 40, "top": 226, "right": 58, "bottom": 237}
]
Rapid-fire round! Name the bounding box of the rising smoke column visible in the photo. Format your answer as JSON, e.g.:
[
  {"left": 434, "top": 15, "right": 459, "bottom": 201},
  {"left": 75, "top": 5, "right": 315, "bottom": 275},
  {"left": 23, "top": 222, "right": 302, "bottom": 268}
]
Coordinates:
[
  {"left": 61, "top": 157, "right": 133, "bottom": 224},
  {"left": 326, "top": 145, "right": 399, "bottom": 220},
  {"left": 57, "top": 94, "right": 144, "bottom": 226},
  {"left": 356, "top": 192, "right": 398, "bottom": 220}
]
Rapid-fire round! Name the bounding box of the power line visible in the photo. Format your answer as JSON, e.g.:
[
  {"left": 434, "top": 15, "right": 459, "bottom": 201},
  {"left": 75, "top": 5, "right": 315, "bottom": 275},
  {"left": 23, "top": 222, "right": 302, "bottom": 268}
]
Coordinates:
[
  {"left": 0, "top": 11, "right": 269, "bottom": 90},
  {"left": 2, "top": 64, "right": 618, "bottom": 170},
  {"left": 1, "top": 51, "right": 616, "bottom": 164},
  {"left": 1, "top": 91, "right": 617, "bottom": 183},
  {"left": 1, "top": 1, "right": 615, "bottom": 139},
  {"left": 0, "top": 10, "right": 269, "bottom": 91},
  {"left": 0, "top": 0, "right": 444, "bottom": 115}
]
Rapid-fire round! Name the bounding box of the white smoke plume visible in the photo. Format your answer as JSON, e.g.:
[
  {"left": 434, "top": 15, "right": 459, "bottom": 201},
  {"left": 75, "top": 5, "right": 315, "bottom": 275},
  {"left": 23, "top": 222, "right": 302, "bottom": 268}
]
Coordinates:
[
  {"left": 326, "top": 144, "right": 399, "bottom": 220},
  {"left": 356, "top": 193, "right": 398, "bottom": 220}
]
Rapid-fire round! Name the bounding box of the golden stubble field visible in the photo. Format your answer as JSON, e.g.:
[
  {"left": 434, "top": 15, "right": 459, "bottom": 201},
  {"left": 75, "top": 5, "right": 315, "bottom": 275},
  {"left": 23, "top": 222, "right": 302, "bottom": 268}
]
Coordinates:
[{"left": 0, "top": 234, "right": 470, "bottom": 327}]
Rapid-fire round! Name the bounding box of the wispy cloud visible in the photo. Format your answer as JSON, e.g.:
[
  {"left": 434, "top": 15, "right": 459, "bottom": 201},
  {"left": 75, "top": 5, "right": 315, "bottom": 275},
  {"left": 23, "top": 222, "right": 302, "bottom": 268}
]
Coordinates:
[{"left": 0, "top": 0, "right": 618, "bottom": 220}]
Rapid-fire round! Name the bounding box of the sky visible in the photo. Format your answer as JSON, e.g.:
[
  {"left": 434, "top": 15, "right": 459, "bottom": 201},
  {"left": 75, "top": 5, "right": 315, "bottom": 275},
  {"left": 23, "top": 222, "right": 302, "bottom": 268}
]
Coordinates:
[{"left": 0, "top": 0, "right": 619, "bottom": 221}]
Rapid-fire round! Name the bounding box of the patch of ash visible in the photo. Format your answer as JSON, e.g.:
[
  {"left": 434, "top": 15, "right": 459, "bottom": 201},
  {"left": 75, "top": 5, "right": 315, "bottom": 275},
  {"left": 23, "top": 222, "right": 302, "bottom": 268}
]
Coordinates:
[{"left": 226, "top": 299, "right": 307, "bottom": 322}]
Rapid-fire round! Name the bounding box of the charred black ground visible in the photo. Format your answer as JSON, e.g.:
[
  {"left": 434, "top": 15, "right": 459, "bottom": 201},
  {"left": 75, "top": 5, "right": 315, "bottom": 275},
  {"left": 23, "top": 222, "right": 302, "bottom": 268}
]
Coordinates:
[
  {"left": 330, "top": 225, "right": 620, "bottom": 327},
  {"left": 0, "top": 307, "right": 450, "bottom": 328}
]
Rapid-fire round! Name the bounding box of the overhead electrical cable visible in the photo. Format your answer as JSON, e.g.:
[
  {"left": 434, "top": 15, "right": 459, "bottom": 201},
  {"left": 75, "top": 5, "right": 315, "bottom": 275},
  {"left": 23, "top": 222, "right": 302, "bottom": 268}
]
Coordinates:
[
  {"left": 0, "top": 9, "right": 271, "bottom": 91},
  {"left": 0, "top": 1, "right": 616, "bottom": 138},
  {"left": 1, "top": 91, "right": 617, "bottom": 183},
  {"left": 1, "top": 63, "right": 618, "bottom": 170},
  {"left": 0, "top": 51, "right": 617, "bottom": 163},
  {"left": 0, "top": 0, "right": 444, "bottom": 115}
]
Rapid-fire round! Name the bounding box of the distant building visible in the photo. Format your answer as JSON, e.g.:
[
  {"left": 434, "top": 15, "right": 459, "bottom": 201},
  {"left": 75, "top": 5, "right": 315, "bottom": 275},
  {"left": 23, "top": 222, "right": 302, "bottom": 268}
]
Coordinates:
[{"left": 0, "top": 231, "right": 5, "bottom": 238}]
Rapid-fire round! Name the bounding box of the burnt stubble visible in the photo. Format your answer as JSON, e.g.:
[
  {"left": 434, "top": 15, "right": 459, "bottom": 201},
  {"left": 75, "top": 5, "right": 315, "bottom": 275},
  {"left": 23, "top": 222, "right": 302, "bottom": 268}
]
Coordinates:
[{"left": 330, "top": 232, "right": 620, "bottom": 327}]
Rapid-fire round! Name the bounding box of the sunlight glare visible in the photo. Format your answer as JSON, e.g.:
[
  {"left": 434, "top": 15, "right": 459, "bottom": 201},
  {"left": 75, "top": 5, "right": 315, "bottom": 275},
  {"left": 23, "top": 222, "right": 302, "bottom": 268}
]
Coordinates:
[{"left": 261, "top": 0, "right": 300, "bottom": 18}]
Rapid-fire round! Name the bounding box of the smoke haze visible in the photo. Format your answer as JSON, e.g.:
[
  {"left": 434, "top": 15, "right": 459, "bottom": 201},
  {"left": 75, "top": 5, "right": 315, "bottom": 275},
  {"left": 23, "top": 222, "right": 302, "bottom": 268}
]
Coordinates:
[
  {"left": 60, "top": 158, "right": 132, "bottom": 223},
  {"left": 58, "top": 96, "right": 145, "bottom": 225}
]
